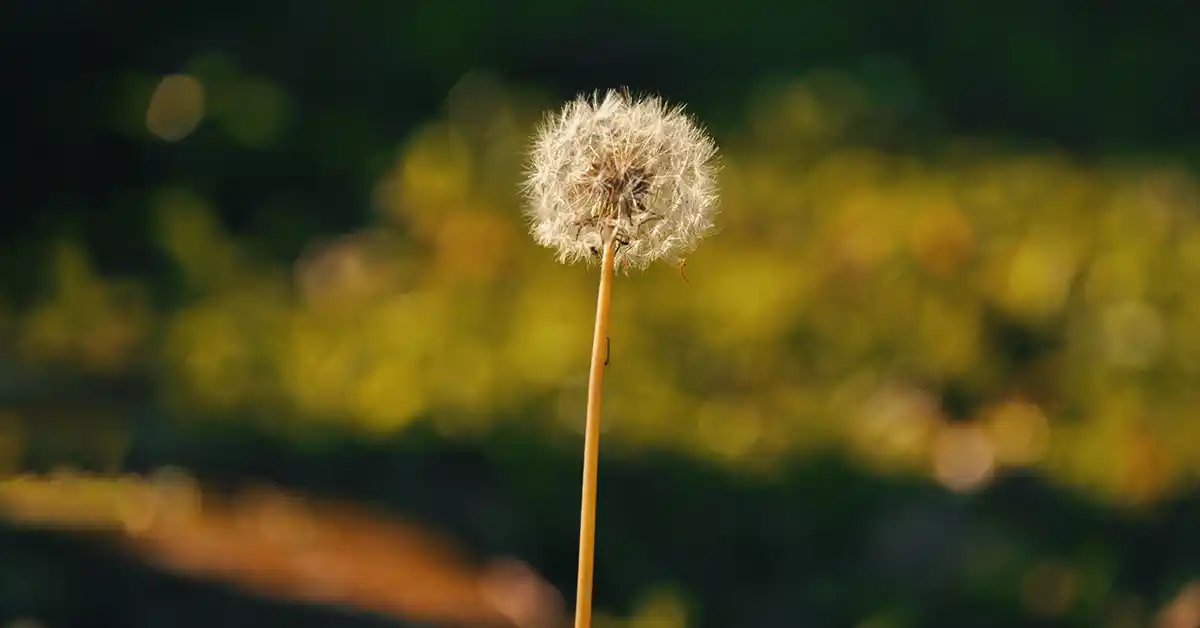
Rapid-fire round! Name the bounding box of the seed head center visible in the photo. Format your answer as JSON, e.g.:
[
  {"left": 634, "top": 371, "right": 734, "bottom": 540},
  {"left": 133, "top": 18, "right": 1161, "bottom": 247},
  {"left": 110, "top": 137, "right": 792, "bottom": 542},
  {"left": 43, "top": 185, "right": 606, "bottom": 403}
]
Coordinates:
[{"left": 593, "top": 160, "right": 651, "bottom": 221}]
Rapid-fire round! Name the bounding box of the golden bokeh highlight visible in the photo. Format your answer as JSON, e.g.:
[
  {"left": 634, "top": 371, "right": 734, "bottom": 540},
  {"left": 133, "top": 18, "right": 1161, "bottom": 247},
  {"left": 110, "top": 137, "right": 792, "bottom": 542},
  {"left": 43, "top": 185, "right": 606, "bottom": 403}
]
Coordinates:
[
  {"left": 850, "top": 384, "right": 940, "bottom": 475},
  {"left": 931, "top": 423, "right": 996, "bottom": 493},
  {"left": 980, "top": 399, "right": 1050, "bottom": 467},
  {"left": 145, "top": 74, "right": 206, "bottom": 142}
]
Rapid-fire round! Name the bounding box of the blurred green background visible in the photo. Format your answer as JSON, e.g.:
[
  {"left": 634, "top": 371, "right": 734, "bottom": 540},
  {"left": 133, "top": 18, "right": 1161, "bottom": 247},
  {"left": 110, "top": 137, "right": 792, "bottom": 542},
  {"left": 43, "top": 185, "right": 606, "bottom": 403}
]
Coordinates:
[{"left": 1, "top": 1, "right": 1199, "bottom": 627}]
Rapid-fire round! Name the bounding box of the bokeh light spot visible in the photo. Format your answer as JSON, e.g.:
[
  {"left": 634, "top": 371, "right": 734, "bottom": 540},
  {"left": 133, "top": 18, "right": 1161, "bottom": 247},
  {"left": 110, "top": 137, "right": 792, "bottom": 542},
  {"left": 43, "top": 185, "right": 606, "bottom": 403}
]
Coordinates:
[
  {"left": 981, "top": 399, "right": 1050, "bottom": 467},
  {"left": 932, "top": 423, "right": 995, "bottom": 493},
  {"left": 145, "top": 74, "right": 206, "bottom": 142},
  {"left": 852, "top": 384, "right": 939, "bottom": 473}
]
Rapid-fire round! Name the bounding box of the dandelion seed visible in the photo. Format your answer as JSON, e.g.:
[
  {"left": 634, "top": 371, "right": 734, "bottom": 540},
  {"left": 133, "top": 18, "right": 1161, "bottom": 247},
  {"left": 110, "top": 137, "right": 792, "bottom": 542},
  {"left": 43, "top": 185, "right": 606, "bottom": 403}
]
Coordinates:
[{"left": 522, "top": 89, "right": 720, "bottom": 271}]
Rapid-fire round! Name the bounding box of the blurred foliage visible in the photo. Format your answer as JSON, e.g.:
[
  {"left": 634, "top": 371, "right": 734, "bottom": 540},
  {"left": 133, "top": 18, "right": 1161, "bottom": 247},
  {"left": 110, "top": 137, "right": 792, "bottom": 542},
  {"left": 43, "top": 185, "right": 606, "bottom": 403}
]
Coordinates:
[
  {"left": 2, "top": 3, "right": 1200, "bottom": 623},
  {"left": 2, "top": 70, "right": 1199, "bottom": 626},
  {"left": 11, "top": 75, "right": 1198, "bottom": 506}
]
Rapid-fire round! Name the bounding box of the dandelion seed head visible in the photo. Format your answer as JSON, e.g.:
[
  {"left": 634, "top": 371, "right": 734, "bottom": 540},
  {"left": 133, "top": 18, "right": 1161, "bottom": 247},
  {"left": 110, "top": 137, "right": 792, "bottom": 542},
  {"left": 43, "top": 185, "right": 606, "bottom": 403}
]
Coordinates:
[{"left": 522, "top": 89, "right": 720, "bottom": 270}]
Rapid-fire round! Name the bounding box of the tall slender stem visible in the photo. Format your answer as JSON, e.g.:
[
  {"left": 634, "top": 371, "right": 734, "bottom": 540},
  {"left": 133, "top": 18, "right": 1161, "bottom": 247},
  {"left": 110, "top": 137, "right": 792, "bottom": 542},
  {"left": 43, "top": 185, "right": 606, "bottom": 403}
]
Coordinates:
[{"left": 573, "top": 236, "right": 616, "bottom": 628}]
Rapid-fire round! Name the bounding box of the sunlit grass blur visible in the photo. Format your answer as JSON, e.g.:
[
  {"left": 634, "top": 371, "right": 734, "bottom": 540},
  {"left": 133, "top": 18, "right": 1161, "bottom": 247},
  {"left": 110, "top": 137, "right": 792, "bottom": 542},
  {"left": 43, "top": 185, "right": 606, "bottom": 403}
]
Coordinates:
[{"left": 4, "top": 72, "right": 1198, "bottom": 515}]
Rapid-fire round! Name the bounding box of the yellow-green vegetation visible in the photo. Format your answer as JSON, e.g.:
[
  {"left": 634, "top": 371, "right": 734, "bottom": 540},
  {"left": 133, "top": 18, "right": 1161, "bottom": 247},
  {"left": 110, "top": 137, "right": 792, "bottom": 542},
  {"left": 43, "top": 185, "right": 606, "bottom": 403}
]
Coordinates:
[{"left": 10, "top": 78, "right": 1200, "bottom": 508}]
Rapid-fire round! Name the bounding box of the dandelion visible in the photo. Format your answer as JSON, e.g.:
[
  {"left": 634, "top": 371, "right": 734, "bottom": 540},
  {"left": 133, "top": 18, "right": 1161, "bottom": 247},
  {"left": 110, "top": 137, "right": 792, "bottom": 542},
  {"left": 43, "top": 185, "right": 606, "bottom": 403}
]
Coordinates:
[
  {"left": 523, "top": 88, "right": 720, "bottom": 271},
  {"left": 522, "top": 88, "right": 720, "bottom": 628}
]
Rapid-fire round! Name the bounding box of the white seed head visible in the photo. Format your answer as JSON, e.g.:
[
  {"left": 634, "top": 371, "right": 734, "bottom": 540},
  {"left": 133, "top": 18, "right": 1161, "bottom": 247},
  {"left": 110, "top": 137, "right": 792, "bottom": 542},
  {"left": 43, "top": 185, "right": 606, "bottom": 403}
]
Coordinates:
[{"left": 522, "top": 89, "right": 720, "bottom": 270}]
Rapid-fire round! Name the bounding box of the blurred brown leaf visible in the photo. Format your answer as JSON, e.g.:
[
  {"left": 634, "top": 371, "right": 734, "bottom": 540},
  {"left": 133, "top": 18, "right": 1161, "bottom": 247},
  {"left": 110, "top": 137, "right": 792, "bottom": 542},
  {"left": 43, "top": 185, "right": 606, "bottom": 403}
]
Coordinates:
[
  {"left": 1157, "top": 581, "right": 1200, "bottom": 628},
  {"left": 0, "top": 470, "right": 564, "bottom": 628}
]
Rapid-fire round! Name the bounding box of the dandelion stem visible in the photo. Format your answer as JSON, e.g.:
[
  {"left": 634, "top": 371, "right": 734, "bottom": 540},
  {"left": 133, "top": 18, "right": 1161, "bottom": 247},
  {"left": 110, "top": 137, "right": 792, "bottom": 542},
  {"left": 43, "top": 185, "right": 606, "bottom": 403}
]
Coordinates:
[{"left": 574, "top": 235, "right": 615, "bottom": 628}]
